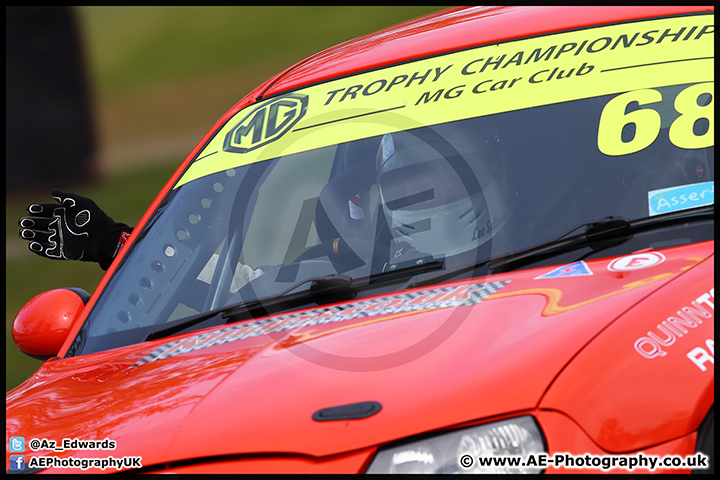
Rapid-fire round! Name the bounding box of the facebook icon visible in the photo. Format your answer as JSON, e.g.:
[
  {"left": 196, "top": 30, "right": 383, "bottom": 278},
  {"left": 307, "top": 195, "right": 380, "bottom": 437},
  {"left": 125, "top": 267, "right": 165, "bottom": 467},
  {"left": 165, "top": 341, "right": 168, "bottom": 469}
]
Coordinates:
[{"left": 9, "top": 455, "right": 25, "bottom": 471}]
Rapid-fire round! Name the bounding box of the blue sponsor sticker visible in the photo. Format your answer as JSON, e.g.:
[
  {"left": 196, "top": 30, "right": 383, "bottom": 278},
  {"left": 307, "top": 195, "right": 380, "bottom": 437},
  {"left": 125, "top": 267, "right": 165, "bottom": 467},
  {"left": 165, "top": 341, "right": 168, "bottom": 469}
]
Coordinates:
[
  {"left": 535, "top": 261, "right": 593, "bottom": 279},
  {"left": 648, "top": 182, "right": 714, "bottom": 216}
]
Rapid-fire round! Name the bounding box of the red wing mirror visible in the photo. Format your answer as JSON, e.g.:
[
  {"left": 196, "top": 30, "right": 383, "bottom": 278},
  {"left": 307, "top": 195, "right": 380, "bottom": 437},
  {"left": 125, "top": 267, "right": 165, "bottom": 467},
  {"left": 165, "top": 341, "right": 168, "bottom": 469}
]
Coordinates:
[{"left": 13, "top": 288, "right": 90, "bottom": 360}]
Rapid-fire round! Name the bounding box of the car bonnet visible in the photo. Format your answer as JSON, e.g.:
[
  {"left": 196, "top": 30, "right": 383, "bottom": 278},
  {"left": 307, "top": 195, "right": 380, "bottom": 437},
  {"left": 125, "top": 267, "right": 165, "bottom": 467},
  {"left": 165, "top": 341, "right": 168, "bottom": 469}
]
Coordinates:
[{"left": 5, "top": 241, "right": 712, "bottom": 469}]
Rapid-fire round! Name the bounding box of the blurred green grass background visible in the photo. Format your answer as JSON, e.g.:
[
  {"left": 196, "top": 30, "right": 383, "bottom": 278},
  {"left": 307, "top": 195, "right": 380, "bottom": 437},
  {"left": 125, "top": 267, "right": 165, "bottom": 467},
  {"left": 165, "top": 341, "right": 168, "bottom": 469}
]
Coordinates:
[{"left": 6, "top": 6, "right": 442, "bottom": 391}]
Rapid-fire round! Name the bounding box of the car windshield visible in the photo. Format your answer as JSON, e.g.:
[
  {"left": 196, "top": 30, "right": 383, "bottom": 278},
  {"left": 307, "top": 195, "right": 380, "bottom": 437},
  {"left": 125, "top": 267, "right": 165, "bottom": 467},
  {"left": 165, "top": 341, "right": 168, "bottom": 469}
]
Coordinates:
[{"left": 67, "top": 13, "right": 713, "bottom": 356}]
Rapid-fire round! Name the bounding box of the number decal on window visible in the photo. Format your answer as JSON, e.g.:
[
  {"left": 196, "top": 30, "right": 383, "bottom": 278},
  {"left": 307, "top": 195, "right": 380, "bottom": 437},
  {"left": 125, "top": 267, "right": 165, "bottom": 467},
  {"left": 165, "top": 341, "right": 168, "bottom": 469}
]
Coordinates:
[
  {"left": 598, "top": 89, "right": 662, "bottom": 156},
  {"left": 598, "top": 82, "right": 714, "bottom": 156},
  {"left": 669, "top": 82, "right": 714, "bottom": 149}
]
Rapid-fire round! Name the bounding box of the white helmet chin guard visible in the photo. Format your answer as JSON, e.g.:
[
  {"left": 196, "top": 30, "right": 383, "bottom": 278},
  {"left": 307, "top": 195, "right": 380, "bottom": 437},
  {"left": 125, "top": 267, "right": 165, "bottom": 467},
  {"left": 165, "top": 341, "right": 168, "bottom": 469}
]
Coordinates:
[{"left": 377, "top": 124, "right": 510, "bottom": 259}]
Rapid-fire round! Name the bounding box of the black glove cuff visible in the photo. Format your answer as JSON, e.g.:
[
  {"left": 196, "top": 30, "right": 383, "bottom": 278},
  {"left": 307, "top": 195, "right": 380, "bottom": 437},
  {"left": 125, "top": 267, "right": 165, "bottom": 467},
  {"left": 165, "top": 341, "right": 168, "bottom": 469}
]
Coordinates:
[{"left": 94, "top": 223, "right": 133, "bottom": 270}]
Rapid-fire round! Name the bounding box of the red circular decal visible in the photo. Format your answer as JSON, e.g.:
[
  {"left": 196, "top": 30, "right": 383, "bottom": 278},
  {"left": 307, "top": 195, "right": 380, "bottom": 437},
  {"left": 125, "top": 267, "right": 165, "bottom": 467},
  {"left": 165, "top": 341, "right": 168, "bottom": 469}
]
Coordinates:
[{"left": 607, "top": 252, "right": 666, "bottom": 272}]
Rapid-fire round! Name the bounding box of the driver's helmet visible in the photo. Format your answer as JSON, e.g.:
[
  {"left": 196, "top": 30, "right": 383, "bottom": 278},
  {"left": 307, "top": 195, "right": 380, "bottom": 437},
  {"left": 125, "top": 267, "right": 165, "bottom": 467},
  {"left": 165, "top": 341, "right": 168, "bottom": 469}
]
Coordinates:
[{"left": 376, "top": 122, "right": 511, "bottom": 259}]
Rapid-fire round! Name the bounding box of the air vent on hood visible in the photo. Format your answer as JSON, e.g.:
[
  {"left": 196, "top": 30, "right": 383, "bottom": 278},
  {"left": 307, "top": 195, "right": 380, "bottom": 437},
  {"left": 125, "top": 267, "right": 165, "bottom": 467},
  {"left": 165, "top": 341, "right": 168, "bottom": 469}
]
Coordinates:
[{"left": 312, "top": 401, "right": 382, "bottom": 421}]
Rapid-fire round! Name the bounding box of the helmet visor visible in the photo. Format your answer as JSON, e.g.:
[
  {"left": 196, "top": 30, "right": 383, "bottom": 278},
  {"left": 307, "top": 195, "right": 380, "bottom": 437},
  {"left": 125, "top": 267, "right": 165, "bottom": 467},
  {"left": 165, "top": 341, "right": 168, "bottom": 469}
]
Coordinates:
[{"left": 378, "top": 156, "right": 474, "bottom": 212}]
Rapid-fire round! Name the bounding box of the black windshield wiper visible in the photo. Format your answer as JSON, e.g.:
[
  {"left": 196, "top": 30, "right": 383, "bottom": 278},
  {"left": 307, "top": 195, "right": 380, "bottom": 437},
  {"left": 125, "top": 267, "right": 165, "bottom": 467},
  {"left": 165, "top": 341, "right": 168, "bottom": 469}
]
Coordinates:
[
  {"left": 145, "top": 260, "right": 444, "bottom": 341},
  {"left": 409, "top": 205, "right": 714, "bottom": 288},
  {"left": 406, "top": 216, "right": 632, "bottom": 288},
  {"left": 489, "top": 206, "right": 713, "bottom": 274},
  {"left": 487, "top": 215, "right": 632, "bottom": 274}
]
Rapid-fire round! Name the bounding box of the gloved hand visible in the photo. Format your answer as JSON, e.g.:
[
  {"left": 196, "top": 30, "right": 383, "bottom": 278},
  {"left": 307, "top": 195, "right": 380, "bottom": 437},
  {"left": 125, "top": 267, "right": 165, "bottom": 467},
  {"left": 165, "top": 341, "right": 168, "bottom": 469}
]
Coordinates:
[{"left": 18, "top": 189, "right": 133, "bottom": 270}]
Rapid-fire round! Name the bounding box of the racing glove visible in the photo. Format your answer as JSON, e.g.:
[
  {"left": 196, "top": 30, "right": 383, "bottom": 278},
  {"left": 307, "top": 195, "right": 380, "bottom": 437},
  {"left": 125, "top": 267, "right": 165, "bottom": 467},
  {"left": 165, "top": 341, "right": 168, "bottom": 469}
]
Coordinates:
[{"left": 18, "top": 189, "right": 133, "bottom": 270}]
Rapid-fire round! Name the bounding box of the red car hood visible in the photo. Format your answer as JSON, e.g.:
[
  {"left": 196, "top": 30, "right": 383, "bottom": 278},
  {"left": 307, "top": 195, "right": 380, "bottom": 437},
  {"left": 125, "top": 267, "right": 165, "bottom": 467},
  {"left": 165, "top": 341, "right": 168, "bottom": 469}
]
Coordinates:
[{"left": 6, "top": 242, "right": 712, "bottom": 469}]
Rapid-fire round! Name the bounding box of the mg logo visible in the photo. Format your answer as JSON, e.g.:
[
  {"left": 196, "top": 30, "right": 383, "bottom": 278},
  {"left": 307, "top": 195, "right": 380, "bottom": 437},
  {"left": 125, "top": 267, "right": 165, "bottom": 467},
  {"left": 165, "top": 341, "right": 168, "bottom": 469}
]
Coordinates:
[{"left": 224, "top": 93, "right": 308, "bottom": 153}]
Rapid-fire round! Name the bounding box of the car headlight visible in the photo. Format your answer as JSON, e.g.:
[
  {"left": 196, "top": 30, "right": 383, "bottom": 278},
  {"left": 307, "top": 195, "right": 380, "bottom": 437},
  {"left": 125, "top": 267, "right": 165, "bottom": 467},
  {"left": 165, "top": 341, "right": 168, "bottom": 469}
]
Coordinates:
[{"left": 366, "top": 415, "right": 546, "bottom": 474}]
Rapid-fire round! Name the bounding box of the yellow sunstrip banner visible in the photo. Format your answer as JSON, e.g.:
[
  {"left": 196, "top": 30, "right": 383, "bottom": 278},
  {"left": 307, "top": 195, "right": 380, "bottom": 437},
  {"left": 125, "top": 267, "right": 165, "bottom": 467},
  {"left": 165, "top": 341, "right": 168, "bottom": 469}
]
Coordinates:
[{"left": 175, "top": 14, "right": 713, "bottom": 188}]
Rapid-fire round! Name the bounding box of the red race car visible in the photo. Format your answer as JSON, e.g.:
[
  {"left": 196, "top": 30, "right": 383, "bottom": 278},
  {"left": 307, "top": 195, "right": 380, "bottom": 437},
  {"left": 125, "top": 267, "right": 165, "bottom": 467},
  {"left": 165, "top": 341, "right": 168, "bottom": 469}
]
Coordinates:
[{"left": 7, "top": 6, "right": 714, "bottom": 474}]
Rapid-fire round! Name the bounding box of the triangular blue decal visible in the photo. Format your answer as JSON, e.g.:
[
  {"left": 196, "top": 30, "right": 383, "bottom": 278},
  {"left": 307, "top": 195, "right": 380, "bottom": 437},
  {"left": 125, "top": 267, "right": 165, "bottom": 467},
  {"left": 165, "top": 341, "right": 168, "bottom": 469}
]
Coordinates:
[{"left": 534, "top": 261, "right": 593, "bottom": 279}]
